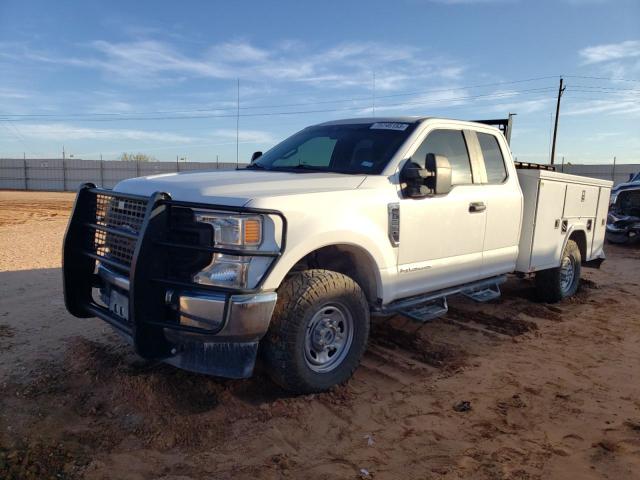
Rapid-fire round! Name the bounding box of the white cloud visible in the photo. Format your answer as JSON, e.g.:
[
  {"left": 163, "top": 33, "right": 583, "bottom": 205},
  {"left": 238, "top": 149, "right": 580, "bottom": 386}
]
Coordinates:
[
  {"left": 6, "top": 39, "right": 465, "bottom": 92},
  {"left": 488, "top": 96, "right": 553, "bottom": 114},
  {"left": 562, "top": 0, "right": 607, "bottom": 5},
  {"left": 428, "top": 0, "right": 507, "bottom": 3},
  {"left": 579, "top": 40, "right": 640, "bottom": 64},
  {"left": 365, "top": 89, "right": 471, "bottom": 114},
  {"left": 0, "top": 88, "right": 30, "bottom": 99},
  {"left": 212, "top": 128, "right": 274, "bottom": 143},
  {"left": 16, "top": 123, "right": 196, "bottom": 142},
  {"left": 565, "top": 98, "right": 640, "bottom": 117}
]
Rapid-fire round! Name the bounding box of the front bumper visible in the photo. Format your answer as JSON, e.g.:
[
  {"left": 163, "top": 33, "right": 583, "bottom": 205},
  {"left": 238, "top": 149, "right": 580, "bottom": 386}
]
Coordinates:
[
  {"left": 62, "top": 184, "right": 285, "bottom": 378},
  {"left": 98, "top": 266, "right": 277, "bottom": 377}
]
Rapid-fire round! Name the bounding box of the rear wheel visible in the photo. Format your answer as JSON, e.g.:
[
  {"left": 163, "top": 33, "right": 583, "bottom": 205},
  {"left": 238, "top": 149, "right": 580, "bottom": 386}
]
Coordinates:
[
  {"left": 262, "top": 269, "right": 370, "bottom": 394},
  {"left": 535, "top": 239, "right": 581, "bottom": 303}
]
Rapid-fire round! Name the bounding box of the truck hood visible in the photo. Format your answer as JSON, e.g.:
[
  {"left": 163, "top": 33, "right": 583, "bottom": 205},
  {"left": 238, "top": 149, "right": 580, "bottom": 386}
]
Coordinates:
[{"left": 114, "top": 169, "right": 367, "bottom": 206}]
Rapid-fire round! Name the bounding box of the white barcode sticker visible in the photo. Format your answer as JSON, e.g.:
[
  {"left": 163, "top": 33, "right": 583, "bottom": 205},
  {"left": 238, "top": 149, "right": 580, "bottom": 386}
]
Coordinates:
[{"left": 370, "top": 122, "right": 409, "bottom": 131}]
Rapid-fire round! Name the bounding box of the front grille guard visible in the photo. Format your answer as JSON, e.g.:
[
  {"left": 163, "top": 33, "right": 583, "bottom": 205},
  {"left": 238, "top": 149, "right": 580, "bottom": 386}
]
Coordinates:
[{"left": 63, "top": 183, "right": 287, "bottom": 359}]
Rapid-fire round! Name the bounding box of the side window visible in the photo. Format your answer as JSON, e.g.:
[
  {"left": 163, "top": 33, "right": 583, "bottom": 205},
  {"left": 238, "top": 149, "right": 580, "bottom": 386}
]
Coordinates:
[
  {"left": 412, "top": 129, "right": 472, "bottom": 185},
  {"left": 477, "top": 133, "right": 507, "bottom": 184},
  {"left": 271, "top": 137, "right": 337, "bottom": 167}
]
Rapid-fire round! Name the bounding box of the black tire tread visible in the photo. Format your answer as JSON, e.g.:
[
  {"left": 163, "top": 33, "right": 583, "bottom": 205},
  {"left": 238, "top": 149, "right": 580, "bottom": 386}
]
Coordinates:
[
  {"left": 262, "top": 269, "right": 369, "bottom": 394},
  {"left": 535, "top": 239, "right": 581, "bottom": 303}
]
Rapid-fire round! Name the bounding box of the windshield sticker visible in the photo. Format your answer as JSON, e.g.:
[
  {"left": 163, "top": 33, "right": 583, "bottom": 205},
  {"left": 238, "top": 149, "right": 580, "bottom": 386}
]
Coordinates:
[
  {"left": 370, "top": 122, "right": 409, "bottom": 131},
  {"left": 361, "top": 161, "right": 373, "bottom": 168}
]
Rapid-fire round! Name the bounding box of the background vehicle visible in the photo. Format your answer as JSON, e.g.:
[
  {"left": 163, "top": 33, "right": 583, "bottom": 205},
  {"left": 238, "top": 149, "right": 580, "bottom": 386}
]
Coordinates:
[
  {"left": 610, "top": 171, "right": 640, "bottom": 205},
  {"left": 63, "top": 117, "right": 612, "bottom": 393},
  {"left": 607, "top": 183, "right": 640, "bottom": 244}
]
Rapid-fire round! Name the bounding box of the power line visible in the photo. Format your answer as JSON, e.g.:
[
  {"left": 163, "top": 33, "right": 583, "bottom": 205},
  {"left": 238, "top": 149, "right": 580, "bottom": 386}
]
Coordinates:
[
  {"left": 569, "top": 85, "right": 640, "bottom": 93},
  {"left": 0, "top": 75, "right": 560, "bottom": 119},
  {"left": 0, "top": 87, "right": 557, "bottom": 123},
  {"left": 564, "top": 74, "right": 640, "bottom": 83}
]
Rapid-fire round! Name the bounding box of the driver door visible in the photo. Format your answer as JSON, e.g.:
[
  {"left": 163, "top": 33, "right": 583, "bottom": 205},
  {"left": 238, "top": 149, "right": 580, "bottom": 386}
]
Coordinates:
[{"left": 396, "top": 128, "right": 486, "bottom": 298}]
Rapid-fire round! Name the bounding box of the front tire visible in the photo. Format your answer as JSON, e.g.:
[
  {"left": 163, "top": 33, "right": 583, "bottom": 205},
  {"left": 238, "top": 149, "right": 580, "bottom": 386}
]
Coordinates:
[
  {"left": 535, "top": 239, "right": 581, "bottom": 303},
  {"left": 262, "top": 269, "right": 370, "bottom": 394}
]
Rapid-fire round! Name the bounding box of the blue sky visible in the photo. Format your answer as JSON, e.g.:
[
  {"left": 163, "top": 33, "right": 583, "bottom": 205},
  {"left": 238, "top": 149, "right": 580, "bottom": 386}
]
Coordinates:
[{"left": 0, "top": 0, "right": 639, "bottom": 164}]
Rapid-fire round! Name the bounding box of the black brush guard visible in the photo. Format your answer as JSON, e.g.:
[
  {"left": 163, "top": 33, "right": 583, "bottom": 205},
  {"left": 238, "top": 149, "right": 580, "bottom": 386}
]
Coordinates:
[{"left": 63, "top": 183, "right": 286, "bottom": 363}]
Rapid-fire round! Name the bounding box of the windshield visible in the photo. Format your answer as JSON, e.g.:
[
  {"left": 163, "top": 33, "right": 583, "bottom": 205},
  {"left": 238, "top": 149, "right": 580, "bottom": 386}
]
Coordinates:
[{"left": 251, "top": 122, "right": 417, "bottom": 174}]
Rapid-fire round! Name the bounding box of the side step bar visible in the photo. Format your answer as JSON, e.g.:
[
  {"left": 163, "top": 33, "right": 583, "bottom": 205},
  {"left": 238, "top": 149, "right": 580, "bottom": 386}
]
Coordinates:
[{"left": 379, "top": 275, "right": 506, "bottom": 323}]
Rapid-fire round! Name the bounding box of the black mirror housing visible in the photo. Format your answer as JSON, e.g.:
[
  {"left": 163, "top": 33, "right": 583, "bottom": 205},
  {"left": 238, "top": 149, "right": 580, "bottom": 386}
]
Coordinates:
[
  {"left": 251, "top": 151, "right": 263, "bottom": 163},
  {"left": 425, "top": 153, "right": 452, "bottom": 195},
  {"left": 400, "top": 155, "right": 452, "bottom": 198}
]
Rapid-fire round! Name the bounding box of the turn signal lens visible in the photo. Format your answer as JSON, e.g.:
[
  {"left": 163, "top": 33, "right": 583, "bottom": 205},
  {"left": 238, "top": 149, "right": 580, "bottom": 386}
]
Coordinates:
[{"left": 244, "top": 219, "right": 262, "bottom": 246}]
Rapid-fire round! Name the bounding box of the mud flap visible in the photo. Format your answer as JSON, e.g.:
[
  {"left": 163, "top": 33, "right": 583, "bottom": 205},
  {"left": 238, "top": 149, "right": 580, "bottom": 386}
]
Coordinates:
[{"left": 164, "top": 340, "right": 259, "bottom": 378}]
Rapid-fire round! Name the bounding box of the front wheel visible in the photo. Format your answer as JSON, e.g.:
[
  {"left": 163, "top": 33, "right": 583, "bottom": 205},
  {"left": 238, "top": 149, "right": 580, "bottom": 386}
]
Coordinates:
[
  {"left": 535, "top": 239, "right": 582, "bottom": 303},
  {"left": 262, "top": 269, "right": 370, "bottom": 394}
]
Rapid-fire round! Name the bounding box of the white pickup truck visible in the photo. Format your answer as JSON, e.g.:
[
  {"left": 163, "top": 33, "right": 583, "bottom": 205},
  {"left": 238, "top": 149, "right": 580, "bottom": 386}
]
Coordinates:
[{"left": 63, "top": 117, "right": 612, "bottom": 393}]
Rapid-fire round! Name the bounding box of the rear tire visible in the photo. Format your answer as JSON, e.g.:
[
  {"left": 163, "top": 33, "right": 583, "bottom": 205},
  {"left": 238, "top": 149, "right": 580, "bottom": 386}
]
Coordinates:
[
  {"left": 535, "top": 239, "right": 581, "bottom": 303},
  {"left": 262, "top": 269, "right": 370, "bottom": 394}
]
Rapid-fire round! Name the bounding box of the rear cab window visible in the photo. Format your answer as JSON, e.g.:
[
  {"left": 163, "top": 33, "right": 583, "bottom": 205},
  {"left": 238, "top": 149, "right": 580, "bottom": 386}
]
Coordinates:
[{"left": 477, "top": 132, "right": 507, "bottom": 184}]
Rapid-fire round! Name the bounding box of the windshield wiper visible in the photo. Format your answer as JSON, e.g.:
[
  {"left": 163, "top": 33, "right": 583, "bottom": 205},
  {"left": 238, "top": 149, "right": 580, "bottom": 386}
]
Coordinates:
[
  {"left": 244, "top": 163, "right": 268, "bottom": 170},
  {"left": 267, "top": 164, "right": 329, "bottom": 173},
  {"left": 291, "top": 164, "right": 327, "bottom": 171}
]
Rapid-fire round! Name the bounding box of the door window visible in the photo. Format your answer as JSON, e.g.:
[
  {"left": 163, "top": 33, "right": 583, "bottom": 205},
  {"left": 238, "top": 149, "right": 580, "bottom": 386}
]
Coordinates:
[
  {"left": 477, "top": 133, "right": 507, "bottom": 183},
  {"left": 412, "top": 129, "right": 472, "bottom": 185}
]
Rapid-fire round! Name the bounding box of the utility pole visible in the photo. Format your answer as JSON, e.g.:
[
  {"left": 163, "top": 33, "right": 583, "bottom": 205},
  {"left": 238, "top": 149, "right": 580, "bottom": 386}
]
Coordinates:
[
  {"left": 236, "top": 78, "right": 240, "bottom": 167},
  {"left": 561, "top": 156, "right": 565, "bottom": 173},
  {"left": 550, "top": 77, "right": 565, "bottom": 165},
  {"left": 612, "top": 156, "right": 617, "bottom": 183}
]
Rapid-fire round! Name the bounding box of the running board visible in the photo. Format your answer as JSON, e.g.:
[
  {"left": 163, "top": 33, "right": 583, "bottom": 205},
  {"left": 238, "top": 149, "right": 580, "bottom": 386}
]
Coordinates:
[
  {"left": 379, "top": 275, "right": 506, "bottom": 322},
  {"left": 462, "top": 283, "right": 501, "bottom": 303},
  {"left": 398, "top": 298, "right": 448, "bottom": 323}
]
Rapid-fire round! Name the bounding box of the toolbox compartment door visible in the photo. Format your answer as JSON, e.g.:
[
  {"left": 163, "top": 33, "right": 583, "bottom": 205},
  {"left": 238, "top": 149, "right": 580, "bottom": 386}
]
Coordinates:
[
  {"left": 530, "top": 180, "right": 567, "bottom": 271},
  {"left": 563, "top": 184, "right": 599, "bottom": 218},
  {"left": 590, "top": 186, "right": 610, "bottom": 259}
]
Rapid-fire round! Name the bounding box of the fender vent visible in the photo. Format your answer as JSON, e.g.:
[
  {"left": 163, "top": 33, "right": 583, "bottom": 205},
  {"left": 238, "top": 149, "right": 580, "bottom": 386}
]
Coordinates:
[{"left": 388, "top": 203, "right": 400, "bottom": 246}]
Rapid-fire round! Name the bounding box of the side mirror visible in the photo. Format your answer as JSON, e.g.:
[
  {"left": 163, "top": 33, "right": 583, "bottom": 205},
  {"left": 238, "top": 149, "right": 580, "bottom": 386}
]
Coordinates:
[
  {"left": 250, "top": 151, "right": 263, "bottom": 163},
  {"left": 401, "top": 164, "right": 430, "bottom": 197},
  {"left": 425, "top": 153, "right": 452, "bottom": 195},
  {"left": 401, "top": 154, "right": 452, "bottom": 198}
]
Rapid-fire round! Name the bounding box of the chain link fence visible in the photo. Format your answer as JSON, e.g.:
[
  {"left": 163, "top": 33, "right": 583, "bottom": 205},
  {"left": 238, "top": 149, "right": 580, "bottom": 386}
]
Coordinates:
[
  {"left": 0, "top": 158, "right": 239, "bottom": 191},
  {"left": 562, "top": 163, "right": 639, "bottom": 186},
  {"left": 1, "top": 158, "right": 638, "bottom": 192}
]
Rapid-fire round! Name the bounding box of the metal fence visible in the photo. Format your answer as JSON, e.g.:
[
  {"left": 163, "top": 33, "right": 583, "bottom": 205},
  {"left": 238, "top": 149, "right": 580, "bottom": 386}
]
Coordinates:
[
  {"left": 561, "top": 163, "right": 639, "bottom": 186},
  {"left": 0, "top": 158, "right": 638, "bottom": 192},
  {"left": 0, "top": 158, "right": 239, "bottom": 191}
]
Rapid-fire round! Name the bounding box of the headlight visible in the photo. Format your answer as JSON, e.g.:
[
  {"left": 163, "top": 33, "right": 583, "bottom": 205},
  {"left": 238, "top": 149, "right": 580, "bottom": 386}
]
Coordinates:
[
  {"left": 193, "top": 253, "right": 251, "bottom": 288},
  {"left": 194, "top": 212, "right": 262, "bottom": 248},
  {"left": 610, "top": 192, "right": 618, "bottom": 205},
  {"left": 192, "top": 211, "right": 274, "bottom": 288}
]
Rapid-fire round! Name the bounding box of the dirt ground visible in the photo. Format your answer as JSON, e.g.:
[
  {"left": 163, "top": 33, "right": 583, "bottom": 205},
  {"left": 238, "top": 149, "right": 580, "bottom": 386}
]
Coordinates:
[{"left": 1, "top": 189, "right": 639, "bottom": 480}]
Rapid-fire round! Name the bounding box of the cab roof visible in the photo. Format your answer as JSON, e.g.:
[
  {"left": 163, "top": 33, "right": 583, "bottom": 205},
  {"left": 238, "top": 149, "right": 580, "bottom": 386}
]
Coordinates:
[
  {"left": 314, "top": 117, "right": 495, "bottom": 130},
  {"left": 316, "top": 116, "right": 429, "bottom": 126}
]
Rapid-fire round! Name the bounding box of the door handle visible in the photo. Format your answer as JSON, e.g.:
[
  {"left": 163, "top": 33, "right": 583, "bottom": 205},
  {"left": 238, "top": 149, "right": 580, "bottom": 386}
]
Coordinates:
[{"left": 469, "top": 202, "right": 486, "bottom": 213}]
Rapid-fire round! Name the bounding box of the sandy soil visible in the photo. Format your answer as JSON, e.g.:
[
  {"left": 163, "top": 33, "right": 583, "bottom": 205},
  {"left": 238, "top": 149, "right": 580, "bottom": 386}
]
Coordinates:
[{"left": 1, "top": 190, "right": 639, "bottom": 480}]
